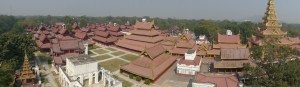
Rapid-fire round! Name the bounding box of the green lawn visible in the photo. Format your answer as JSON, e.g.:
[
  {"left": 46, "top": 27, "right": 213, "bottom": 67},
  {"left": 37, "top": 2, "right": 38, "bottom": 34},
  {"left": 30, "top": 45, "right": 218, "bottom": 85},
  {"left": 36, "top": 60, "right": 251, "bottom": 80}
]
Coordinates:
[
  {"left": 111, "top": 51, "right": 126, "bottom": 56},
  {"left": 120, "top": 54, "right": 140, "bottom": 61},
  {"left": 36, "top": 52, "right": 52, "bottom": 64},
  {"left": 116, "top": 76, "right": 133, "bottom": 87},
  {"left": 94, "top": 54, "right": 112, "bottom": 61},
  {"left": 94, "top": 49, "right": 108, "bottom": 54},
  {"left": 89, "top": 45, "right": 100, "bottom": 50},
  {"left": 99, "top": 59, "right": 128, "bottom": 72},
  {"left": 106, "top": 47, "right": 117, "bottom": 51},
  {"left": 88, "top": 51, "right": 95, "bottom": 56}
]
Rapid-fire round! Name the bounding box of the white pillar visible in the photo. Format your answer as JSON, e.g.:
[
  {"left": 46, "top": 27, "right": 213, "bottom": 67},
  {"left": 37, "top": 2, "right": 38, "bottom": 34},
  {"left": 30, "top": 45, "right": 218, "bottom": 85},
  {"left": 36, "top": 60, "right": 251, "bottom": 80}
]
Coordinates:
[
  {"left": 95, "top": 72, "right": 99, "bottom": 83},
  {"left": 89, "top": 73, "right": 93, "bottom": 85},
  {"left": 80, "top": 75, "right": 83, "bottom": 84},
  {"left": 84, "top": 43, "right": 88, "bottom": 55},
  {"left": 108, "top": 77, "right": 111, "bottom": 87}
]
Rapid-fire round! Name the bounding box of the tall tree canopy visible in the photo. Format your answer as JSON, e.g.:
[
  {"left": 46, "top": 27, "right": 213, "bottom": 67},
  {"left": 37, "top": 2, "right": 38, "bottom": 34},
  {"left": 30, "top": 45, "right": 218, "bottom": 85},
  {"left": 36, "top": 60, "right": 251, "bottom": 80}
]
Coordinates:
[{"left": 0, "top": 31, "right": 36, "bottom": 86}]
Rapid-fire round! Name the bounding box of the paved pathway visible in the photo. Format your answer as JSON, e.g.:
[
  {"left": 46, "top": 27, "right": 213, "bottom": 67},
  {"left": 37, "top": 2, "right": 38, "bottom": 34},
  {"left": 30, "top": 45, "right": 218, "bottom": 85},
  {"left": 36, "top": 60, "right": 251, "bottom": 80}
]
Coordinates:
[{"left": 34, "top": 53, "right": 58, "bottom": 87}]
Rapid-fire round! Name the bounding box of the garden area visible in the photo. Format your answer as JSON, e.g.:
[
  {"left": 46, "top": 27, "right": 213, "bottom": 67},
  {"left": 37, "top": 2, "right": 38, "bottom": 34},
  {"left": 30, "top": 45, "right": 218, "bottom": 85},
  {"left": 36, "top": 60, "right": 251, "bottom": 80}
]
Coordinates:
[
  {"left": 36, "top": 52, "right": 52, "bottom": 64},
  {"left": 94, "top": 49, "right": 108, "bottom": 54},
  {"left": 106, "top": 47, "right": 117, "bottom": 51},
  {"left": 120, "top": 54, "right": 140, "bottom": 62},
  {"left": 94, "top": 54, "right": 112, "bottom": 61},
  {"left": 89, "top": 45, "right": 100, "bottom": 50},
  {"left": 111, "top": 51, "right": 126, "bottom": 56},
  {"left": 98, "top": 59, "right": 128, "bottom": 72}
]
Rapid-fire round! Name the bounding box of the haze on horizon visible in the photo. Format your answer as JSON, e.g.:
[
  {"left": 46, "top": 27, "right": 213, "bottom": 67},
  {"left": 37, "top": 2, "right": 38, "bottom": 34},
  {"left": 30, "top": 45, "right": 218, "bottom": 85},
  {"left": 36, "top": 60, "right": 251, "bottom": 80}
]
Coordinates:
[{"left": 0, "top": 0, "right": 299, "bottom": 24}]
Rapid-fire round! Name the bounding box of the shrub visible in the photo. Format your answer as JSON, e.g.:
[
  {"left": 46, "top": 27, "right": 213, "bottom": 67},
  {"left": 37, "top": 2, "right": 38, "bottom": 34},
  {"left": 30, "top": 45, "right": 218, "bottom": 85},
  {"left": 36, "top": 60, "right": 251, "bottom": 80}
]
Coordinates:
[
  {"left": 135, "top": 76, "right": 142, "bottom": 82},
  {"left": 144, "top": 79, "right": 151, "bottom": 85},
  {"left": 129, "top": 74, "right": 134, "bottom": 79}
]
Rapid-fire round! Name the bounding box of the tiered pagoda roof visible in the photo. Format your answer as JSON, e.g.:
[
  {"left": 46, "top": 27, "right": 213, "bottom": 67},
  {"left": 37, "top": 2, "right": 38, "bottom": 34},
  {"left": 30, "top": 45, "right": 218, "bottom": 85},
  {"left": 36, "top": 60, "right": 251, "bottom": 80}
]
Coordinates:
[
  {"left": 116, "top": 20, "right": 165, "bottom": 52},
  {"left": 19, "top": 52, "right": 36, "bottom": 81},
  {"left": 260, "top": 0, "right": 287, "bottom": 38},
  {"left": 92, "top": 23, "right": 124, "bottom": 44},
  {"left": 121, "top": 44, "right": 176, "bottom": 80}
]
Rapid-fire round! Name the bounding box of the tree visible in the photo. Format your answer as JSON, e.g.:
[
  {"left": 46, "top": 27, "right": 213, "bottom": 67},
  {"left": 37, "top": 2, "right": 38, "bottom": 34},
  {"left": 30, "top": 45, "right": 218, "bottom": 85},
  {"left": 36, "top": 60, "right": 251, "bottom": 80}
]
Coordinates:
[
  {"left": 135, "top": 76, "right": 142, "bottom": 82},
  {"left": 144, "top": 79, "right": 151, "bottom": 85},
  {"left": 0, "top": 31, "right": 36, "bottom": 86},
  {"left": 245, "top": 40, "right": 300, "bottom": 87}
]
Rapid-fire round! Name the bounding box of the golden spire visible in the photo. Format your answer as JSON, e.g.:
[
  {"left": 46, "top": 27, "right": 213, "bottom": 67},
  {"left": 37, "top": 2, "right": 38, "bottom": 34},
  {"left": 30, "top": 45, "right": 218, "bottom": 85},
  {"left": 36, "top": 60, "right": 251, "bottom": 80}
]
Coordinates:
[
  {"left": 262, "top": 0, "right": 282, "bottom": 30},
  {"left": 19, "top": 51, "right": 36, "bottom": 80}
]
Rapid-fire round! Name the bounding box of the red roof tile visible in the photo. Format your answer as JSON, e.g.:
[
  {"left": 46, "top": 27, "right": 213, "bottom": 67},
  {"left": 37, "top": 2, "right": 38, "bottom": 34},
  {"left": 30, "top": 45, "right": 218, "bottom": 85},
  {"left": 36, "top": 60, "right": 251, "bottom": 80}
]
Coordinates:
[
  {"left": 221, "top": 48, "right": 250, "bottom": 60},
  {"left": 194, "top": 74, "right": 239, "bottom": 87},
  {"left": 75, "top": 31, "right": 87, "bottom": 39},
  {"left": 95, "top": 31, "right": 109, "bottom": 37},
  {"left": 218, "top": 33, "right": 240, "bottom": 44},
  {"left": 144, "top": 44, "right": 166, "bottom": 59},
  {"left": 121, "top": 53, "right": 176, "bottom": 80},
  {"left": 134, "top": 21, "right": 154, "bottom": 30},
  {"left": 130, "top": 29, "right": 160, "bottom": 36},
  {"left": 179, "top": 56, "right": 201, "bottom": 66}
]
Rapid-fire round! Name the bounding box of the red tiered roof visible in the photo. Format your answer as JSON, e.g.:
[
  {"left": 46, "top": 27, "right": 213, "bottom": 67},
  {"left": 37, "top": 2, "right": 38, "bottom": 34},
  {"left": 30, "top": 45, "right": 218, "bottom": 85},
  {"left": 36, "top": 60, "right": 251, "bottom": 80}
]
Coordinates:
[
  {"left": 218, "top": 33, "right": 240, "bottom": 44},
  {"left": 194, "top": 74, "right": 239, "bottom": 87},
  {"left": 121, "top": 44, "right": 176, "bottom": 80}
]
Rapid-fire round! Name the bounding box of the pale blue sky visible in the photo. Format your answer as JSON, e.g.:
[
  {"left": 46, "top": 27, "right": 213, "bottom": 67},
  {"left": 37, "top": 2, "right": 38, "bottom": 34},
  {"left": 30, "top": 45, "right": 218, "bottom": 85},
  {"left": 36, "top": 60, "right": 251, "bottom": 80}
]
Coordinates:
[{"left": 0, "top": 0, "right": 299, "bottom": 23}]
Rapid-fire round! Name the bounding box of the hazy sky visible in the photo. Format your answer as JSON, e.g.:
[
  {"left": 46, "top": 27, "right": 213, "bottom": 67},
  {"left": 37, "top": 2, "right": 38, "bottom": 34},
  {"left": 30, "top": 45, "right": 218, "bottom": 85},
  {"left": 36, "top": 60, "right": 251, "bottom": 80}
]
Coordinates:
[{"left": 0, "top": 0, "right": 299, "bottom": 24}]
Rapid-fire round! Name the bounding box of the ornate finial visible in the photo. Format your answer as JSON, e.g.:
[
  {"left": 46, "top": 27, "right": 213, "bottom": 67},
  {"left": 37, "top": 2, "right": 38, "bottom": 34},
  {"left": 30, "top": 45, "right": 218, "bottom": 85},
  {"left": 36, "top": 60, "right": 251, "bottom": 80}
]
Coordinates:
[{"left": 262, "top": 0, "right": 282, "bottom": 30}]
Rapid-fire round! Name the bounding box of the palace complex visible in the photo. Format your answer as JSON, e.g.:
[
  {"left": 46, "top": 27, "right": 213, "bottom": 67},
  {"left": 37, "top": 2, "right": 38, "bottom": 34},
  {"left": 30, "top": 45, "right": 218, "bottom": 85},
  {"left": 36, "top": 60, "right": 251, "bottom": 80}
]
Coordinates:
[{"left": 20, "top": 0, "right": 299, "bottom": 87}]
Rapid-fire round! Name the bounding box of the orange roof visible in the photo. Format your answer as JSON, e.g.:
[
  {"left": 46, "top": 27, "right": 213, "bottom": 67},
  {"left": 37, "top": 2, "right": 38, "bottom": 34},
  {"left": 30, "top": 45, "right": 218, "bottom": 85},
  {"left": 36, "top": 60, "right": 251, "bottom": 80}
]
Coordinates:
[
  {"left": 218, "top": 33, "right": 240, "bottom": 44},
  {"left": 194, "top": 74, "right": 239, "bottom": 87}
]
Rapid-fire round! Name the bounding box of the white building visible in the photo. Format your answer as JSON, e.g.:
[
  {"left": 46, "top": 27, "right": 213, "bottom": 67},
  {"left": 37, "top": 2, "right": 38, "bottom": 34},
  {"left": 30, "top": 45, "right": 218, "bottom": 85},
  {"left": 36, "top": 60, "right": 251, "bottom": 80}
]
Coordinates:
[
  {"left": 177, "top": 49, "right": 202, "bottom": 75},
  {"left": 59, "top": 55, "right": 122, "bottom": 87},
  {"left": 196, "top": 35, "right": 210, "bottom": 45}
]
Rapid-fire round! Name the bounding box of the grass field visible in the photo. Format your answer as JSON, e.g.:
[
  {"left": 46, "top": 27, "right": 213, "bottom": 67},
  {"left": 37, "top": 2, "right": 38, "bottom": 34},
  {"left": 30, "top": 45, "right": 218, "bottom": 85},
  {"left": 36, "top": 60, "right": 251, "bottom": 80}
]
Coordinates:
[
  {"left": 94, "top": 54, "right": 112, "bottom": 61},
  {"left": 115, "top": 76, "right": 133, "bottom": 87},
  {"left": 89, "top": 45, "right": 100, "bottom": 50},
  {"left": 94, "top": 49, "right": 108, "bottom": 54},
  {"left": 99, "top": 59, "right": 128, "bottom": 72},
  {"left": 106, "top": 47, "right": 117, "bottom": 51},
  {"left": 36, "top": 52, "right": 52, "bottom": 64},
  {"left": 111, "top": 51, "right": 126, "bottom": 56},
  {"left": 88, "top": 51, "right": 96, "bottom": 56},
  {"left": 120, "top": 54, "right": 140, "bottom": 61}
]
